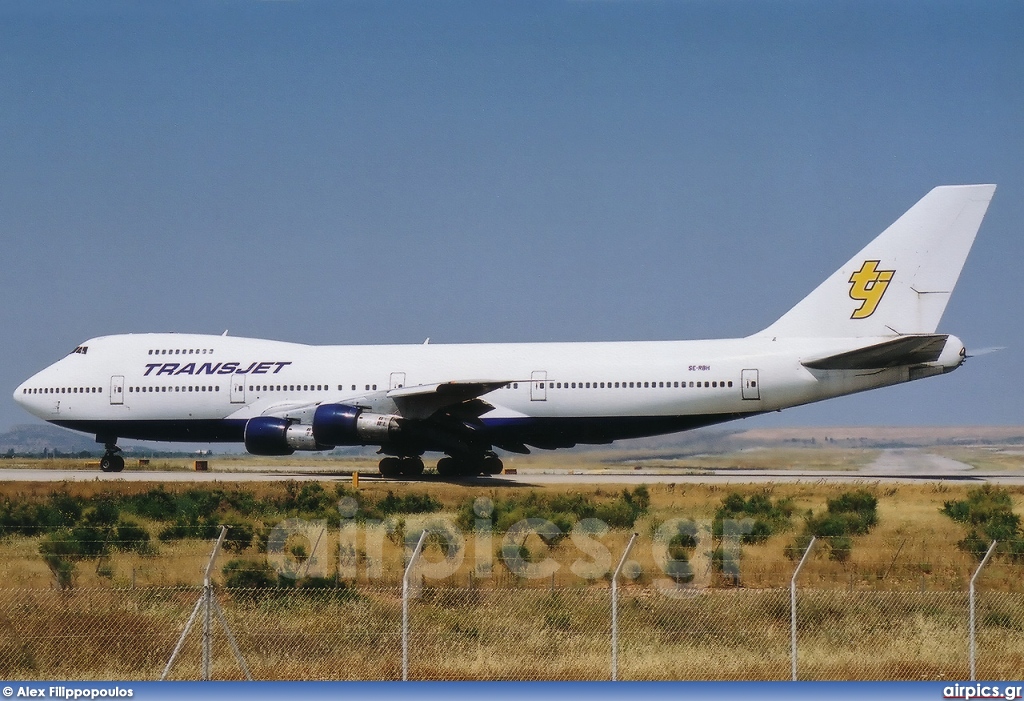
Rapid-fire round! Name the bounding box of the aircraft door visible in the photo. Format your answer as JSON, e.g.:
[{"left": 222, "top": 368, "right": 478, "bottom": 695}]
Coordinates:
[
  {"left": 390, "top": 372, "right": 406, "bottom": 390},
  {"left": 741, "top": 369, "right": 760, "bottom": 400},
  {"left": 531, "top": 371, "right": 547, "bottom": 401},
  {"left": 230, "top": 376, "right": 246, "bottom": 404},
  {"left": 110, "top": 376, "right": 124, "bottom": 405}
]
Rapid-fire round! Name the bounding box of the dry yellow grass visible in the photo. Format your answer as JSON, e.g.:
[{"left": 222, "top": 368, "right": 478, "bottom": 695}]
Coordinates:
[{"left": 0, "top": 475, "right": 1021, "bottom": 591}]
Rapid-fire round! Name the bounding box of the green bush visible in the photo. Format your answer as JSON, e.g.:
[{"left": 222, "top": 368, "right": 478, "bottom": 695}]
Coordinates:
[
  {"left": 713, "top": 491, "right": 794, "bottom": 544},
  {"left": 121, "top": 486, "right": 178, "bottom": 520},
  {"left": 788, "top": 489, "right": 878, "bottom": 560},
  {"left": 38, "top": 531, "right": 79, "bottom": 589},
  {"left": 222, "top": 559, "right": 278, "bottom": 589},
  {"left": 456, "top": 486, "right": 650, "bottom": 533},
  {"left": 222, "top": 519, "right": 256, "bottom": 552},
  {"left": 371, "top": 491, "right": 442, "bottom": 517},
  {"left": 114, "top": 521, "right": 151, "bottom": 553},
  {"left": 942, "top": 486, "right": 1022, "bottom": 560},
  {"left": 158, "top": 519, "right": 220, "bottom": 542},
  {"left": 0, "top": 492, "right": 85, "bottom": 536}
]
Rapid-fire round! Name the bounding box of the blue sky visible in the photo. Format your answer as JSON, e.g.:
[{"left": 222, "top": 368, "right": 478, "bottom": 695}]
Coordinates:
[{"left": 1, "top": 0, "right": 1021, "bottom": 437}]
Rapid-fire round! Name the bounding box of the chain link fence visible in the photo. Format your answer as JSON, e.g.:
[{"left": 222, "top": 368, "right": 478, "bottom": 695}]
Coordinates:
[{"left": 1, "top": 584, "right": 1022, "bottom": 681}]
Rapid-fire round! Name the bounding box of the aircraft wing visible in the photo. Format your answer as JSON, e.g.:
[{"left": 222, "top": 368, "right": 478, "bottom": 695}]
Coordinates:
[
  {"left": 388, "top": 380, "right": 510, "bottom": 420},
  {"left": 802, "top": 334, "right": 949, "bottom": 370}
]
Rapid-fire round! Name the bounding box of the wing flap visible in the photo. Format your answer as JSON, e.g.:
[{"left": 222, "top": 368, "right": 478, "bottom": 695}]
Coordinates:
[
  {"left": 802, "top": 334, "right": 948, "bottom": 370},
  {"left": 389, "top": 380, "right": 510, "bottom": 420}
]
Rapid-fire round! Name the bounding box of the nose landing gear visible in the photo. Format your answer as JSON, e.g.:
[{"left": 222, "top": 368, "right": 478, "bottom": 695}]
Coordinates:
[{"left": 99, "top": 440, "right": 125, "bottom": 473}]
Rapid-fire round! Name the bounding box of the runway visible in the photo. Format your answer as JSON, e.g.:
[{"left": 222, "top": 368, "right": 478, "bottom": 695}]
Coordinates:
[{"left": 1, "top": 449, "right": 1022, "bottom": 485}]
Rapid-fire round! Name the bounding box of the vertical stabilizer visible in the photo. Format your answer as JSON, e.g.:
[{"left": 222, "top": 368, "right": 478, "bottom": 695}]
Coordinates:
[{"left": 757, "top": 184, "right": 996, "bottom": 338}]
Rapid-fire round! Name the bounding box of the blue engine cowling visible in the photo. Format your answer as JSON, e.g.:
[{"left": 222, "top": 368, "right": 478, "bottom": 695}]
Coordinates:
[
  {"left": 313, "top": 403, "right": 400, "bottom": 446},
  {"left": 244, "top": 416, "right": 326, "bottom": 456}
]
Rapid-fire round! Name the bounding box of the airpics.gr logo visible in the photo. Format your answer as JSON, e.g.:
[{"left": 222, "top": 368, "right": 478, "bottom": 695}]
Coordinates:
[{"left": 849, "top": 260, "right": 895, "bottom": 319}]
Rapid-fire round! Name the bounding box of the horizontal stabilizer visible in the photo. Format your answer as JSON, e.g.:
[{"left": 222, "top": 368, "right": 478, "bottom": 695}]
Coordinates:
[{"left": 802, "top": 334, "right": 948, "bottom": 370}]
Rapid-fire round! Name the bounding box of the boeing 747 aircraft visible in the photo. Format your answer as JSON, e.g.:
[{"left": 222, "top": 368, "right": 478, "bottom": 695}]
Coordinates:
[{"left": 14, "top": 185, "right": 996, "bottom": 476}]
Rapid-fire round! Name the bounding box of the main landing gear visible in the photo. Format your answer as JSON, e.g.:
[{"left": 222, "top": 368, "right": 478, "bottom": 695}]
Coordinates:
[
  {"left": 99, "top": 441, "right": 125, "bottom": 473},
  {"left": 378, "top": 456, "right": 425, "bottom": 478},
  {"left": 435, "top": 452, "right": 503, "bottom": 478}
]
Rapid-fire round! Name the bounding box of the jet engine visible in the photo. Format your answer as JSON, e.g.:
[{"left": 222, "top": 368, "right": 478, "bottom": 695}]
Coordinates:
[
  {"left": 243, "top": 416, "right": 326, "bottom": 456},
  {"left": 312, "top": 403, "right": 401, "bottom": 446}
]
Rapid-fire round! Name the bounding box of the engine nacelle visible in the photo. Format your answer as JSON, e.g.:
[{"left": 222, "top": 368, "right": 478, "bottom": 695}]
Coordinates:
[
  {"left": 312, "top": 403, "right": 401, "bottom": 446},
  {"left": 244, "top": 416, "right": 327, "bottom": 456}
]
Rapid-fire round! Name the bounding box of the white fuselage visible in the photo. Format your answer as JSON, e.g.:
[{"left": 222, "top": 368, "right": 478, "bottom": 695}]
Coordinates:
[{"left": 12, "top": 331, "right": 962, "bottom": 450}]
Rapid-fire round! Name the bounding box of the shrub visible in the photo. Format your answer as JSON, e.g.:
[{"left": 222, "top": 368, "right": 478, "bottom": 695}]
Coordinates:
[
  {"left": 222, "top": 559, "right": 278, "bottom": 589},
  {"left": 713, "top": 491, "right": 794, "bottom": 544},
  {"left": 942, "top": 486, "right": 1022, "bottom": 560},
  {"left": 371, "top": 491, "right": 442, "bottom": 517},
  {"left": 456, "top": 486, "right": 650, "bottom": 533},
  {"left": 222, "top": 519, "right": 256, "bottom": 552},
  {"left": 38, "top": 531, "right": 79, "bottom": 589},
  {"left": 122, "top": 486, "right": 178, "bottom": 520},
  {"left": 114, "top": 521, "right": 151, "bottom": 553}
]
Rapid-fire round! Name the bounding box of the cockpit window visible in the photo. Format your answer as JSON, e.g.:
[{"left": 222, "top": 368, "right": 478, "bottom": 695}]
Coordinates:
[{"left": 70, "top": 346, "right": 88, "bottom": 355}]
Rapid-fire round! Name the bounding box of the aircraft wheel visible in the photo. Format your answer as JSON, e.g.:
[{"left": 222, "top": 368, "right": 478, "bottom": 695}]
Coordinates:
[
  {"left": 483, "top": 455, "right": 503, "bottom": 475},
  {"left": 401, "top": 458, "right": 425, "bottom": 477},
  {"left": 100, "top": 455, "right": 125, "bottom": 472},
  {"left": 436, "top": 457, "right": 456, "bottom": 477},
  {"left": 379, "top": 457, "right": 401, "bottom": 477}
]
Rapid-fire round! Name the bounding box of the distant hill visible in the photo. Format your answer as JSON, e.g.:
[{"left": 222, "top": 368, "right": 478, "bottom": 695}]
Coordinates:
[
  {"left": 0, "top": 423, "right": 221, "bottom": 457},
  {"left": 0, "top": 424, "right": 101, "bottom": 454}
]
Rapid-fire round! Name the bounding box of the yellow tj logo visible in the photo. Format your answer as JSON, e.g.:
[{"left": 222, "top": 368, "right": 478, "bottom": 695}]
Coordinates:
[{"left": 849, "top": 260, "right": 895, "bottom": 319}]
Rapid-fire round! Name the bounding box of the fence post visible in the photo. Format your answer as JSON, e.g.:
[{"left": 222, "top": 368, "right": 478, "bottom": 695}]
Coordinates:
[
  {"left": 970, "top": 539, "right": 998, "bottom": 681},
  {"left": 202, "top": 526, "right": 228, "bottom": 681},
  {"left": 790, "top": 536, "right": 815, "bottom": 682},
  {"left": 402, "top": 530, "right": 428, "bottom": 682},
  {"left": 611, "top": 533, "right": 638, "bottom": 682}
]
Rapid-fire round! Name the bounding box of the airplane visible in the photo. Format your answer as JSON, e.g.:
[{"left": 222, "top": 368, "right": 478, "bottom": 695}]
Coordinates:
[{"left": 13, "top": 184, "right": 996, "bottom": 476}]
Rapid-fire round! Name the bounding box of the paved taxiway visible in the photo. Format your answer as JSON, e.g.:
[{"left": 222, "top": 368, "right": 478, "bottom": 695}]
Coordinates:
[{"left": 0, "top": 449, "right": 1021, "bottom": 485}]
